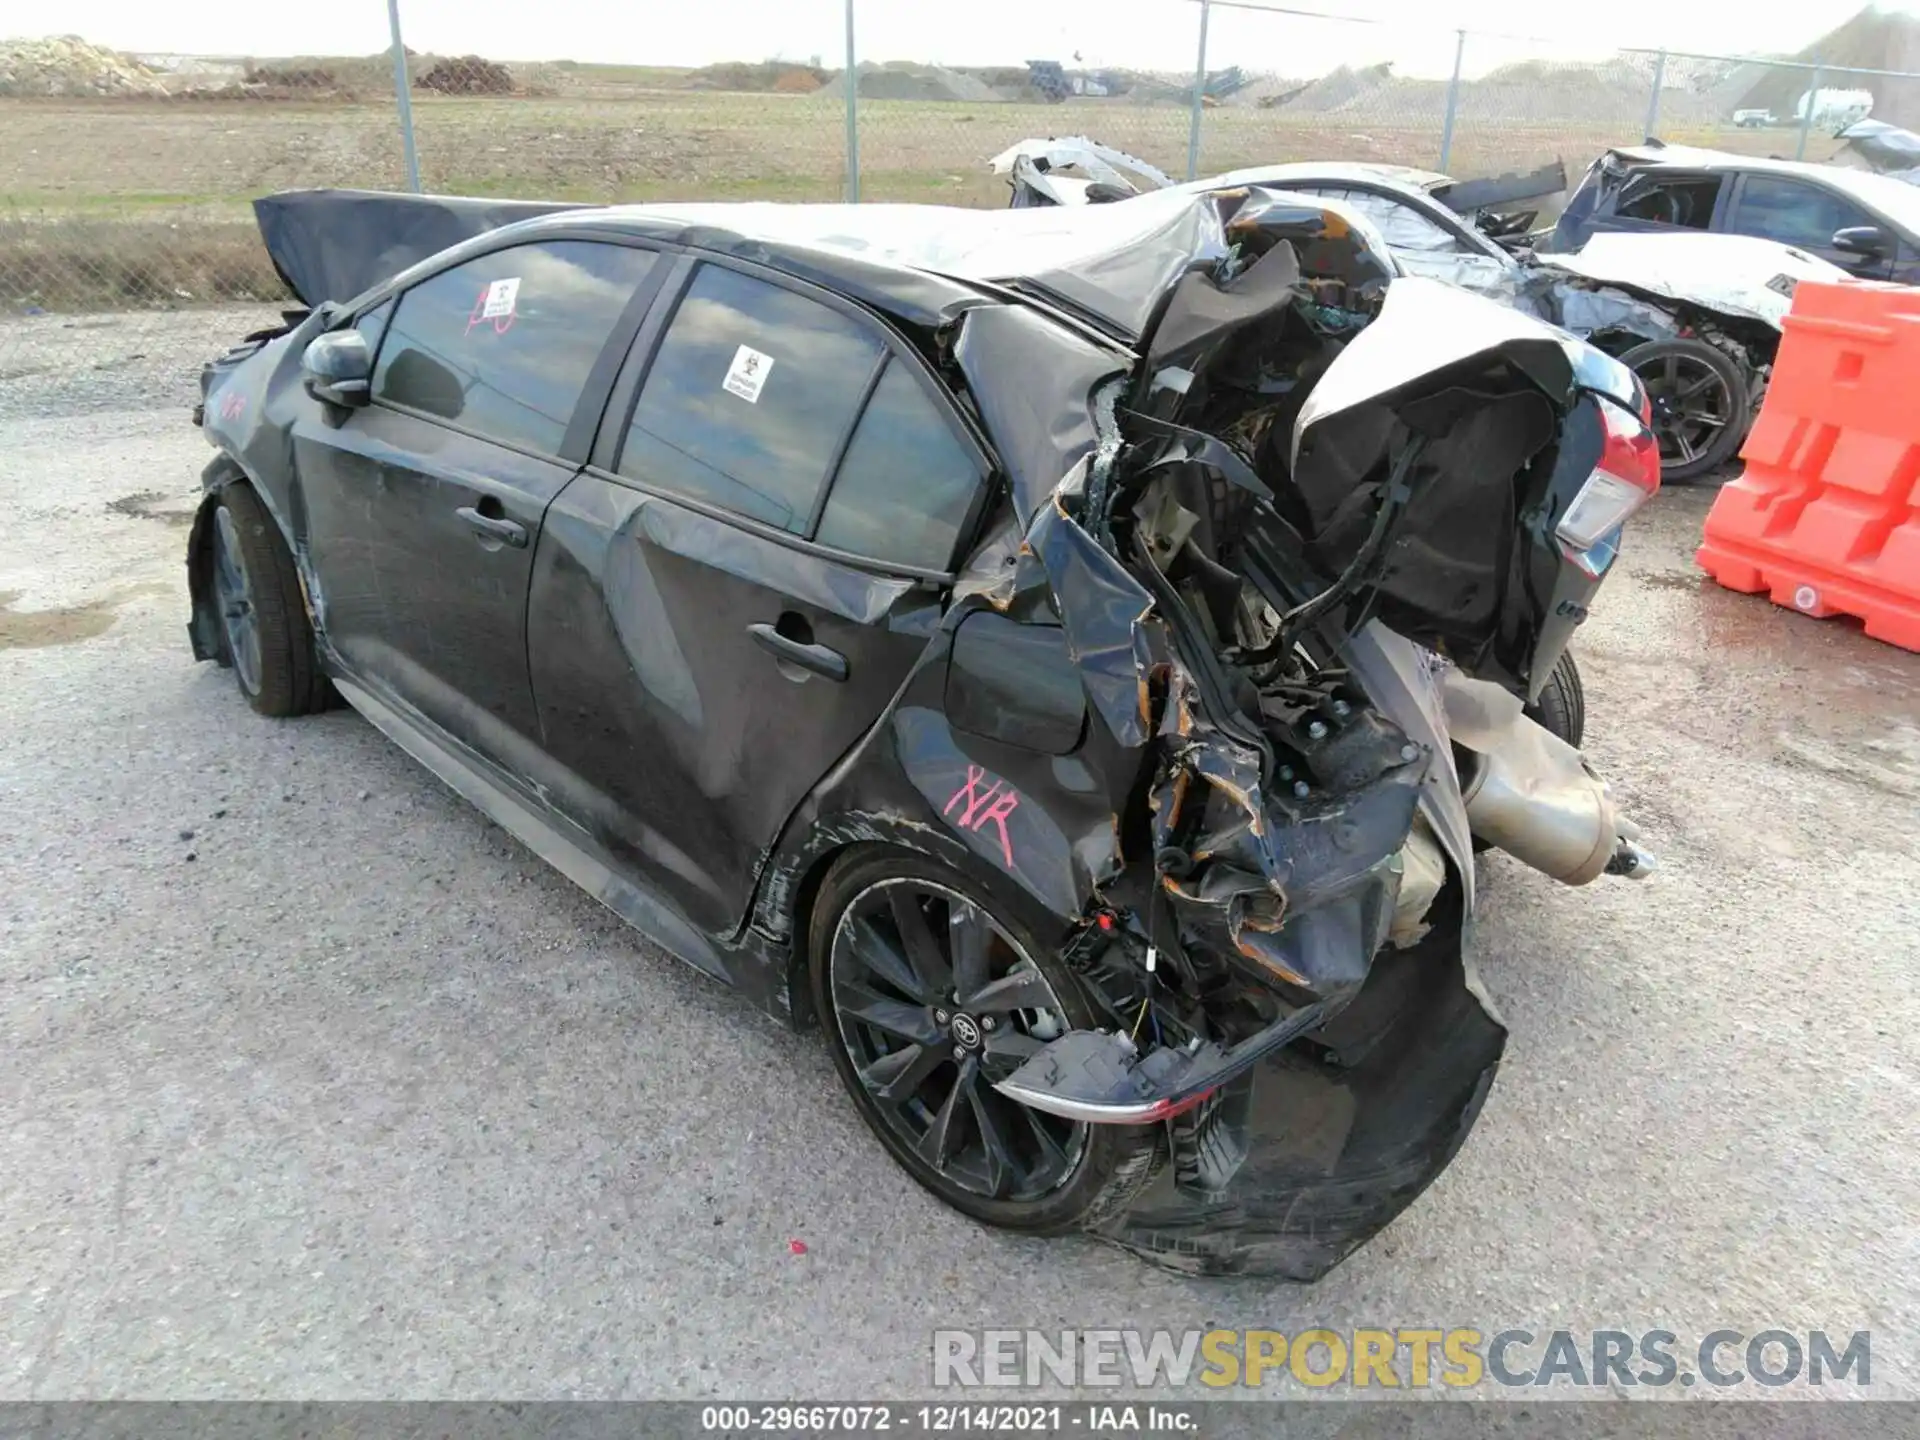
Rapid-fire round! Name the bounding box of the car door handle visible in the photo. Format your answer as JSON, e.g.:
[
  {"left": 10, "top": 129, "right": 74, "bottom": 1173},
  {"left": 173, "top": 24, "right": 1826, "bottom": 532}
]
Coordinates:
[
  {"left": 747, "top": 623, "right": 848, "bottom": 682},
  {"left": 455, "top": 506, "right": 528, "bottom": 549}
]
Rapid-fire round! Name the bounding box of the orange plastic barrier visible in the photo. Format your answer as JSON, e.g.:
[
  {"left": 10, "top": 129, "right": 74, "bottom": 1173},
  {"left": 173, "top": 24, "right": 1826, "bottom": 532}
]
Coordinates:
[{"left": 1695, "top": 279, "right": 1920, "bottom": 653}]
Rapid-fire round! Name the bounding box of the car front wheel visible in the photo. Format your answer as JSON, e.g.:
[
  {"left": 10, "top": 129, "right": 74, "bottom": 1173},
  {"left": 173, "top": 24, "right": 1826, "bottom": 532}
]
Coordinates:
[
  {"left": 809, "top": 847, "right": 1157, "bottom": 1235},
  {"left": 208, "top": 484, "right": 332, "bottom": 717},
  {"left": 1622, "top": 337, "right": 1751, "bottom": 483}
]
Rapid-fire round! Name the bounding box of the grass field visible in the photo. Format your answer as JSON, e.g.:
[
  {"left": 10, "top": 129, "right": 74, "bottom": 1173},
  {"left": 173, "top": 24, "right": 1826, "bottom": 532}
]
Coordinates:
[{"left": 0, "top": 87, "right": 1848, "bottom": 311}]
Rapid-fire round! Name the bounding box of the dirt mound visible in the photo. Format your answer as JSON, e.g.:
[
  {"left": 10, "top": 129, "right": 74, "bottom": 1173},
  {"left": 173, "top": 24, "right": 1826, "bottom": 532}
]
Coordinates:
[
  {"left": 684, "top": 60, "right": 831, "bottom": 93},
  {"left": 818, "top": 62, "right": 1006, "bottom": 103},
  {"left": 418, "top": 55, "right": 514, "bottom": 94},
  {"left": 1285, "top": 63, "right": 1396, "bottom": 114},
  {"left": 1734, "top": 7, "right": 1920, "bottom": 128},
  {"left": 0, "top": 35, "right": 167, "bottom": 97}
]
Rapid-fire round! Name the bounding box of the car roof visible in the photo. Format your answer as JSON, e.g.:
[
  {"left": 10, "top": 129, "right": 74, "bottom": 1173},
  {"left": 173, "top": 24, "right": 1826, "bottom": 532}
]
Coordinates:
[
  {"left": 1602, "top": 144, "right": 1920, "bottom": 230},
  {"left": 436, "top": 192, "right": 1265, "bottom": 343},
  {"left": 1186, "top": 161, "right": 1454, "bottom": 195}
]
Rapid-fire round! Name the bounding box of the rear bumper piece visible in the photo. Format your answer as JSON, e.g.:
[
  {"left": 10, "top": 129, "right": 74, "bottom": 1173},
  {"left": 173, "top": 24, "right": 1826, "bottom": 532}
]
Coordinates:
[
  {"left": 990, "top": 1001, "right": 1331, "bottom": 1124},
  {"left": 1086, "top": 919, "right": 1506, "bottom": 1279}
]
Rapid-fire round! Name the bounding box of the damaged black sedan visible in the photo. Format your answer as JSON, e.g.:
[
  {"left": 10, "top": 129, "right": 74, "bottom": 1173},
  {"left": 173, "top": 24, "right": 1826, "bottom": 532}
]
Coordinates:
[{"left": 189, "top": 185, "right": 1657, "bottom": 1278}]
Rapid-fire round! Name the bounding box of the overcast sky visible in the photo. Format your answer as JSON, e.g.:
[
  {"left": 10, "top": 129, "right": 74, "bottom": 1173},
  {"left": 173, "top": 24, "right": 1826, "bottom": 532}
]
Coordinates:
[{"left": 14, "top": 0, "right": 1876, "bottom": 79}]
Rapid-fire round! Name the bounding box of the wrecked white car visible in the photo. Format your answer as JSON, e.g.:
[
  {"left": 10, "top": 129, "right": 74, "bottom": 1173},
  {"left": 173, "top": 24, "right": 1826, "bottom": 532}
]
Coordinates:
[{"left": 998, "top": 143, "right": 1847, "bottom": 480}]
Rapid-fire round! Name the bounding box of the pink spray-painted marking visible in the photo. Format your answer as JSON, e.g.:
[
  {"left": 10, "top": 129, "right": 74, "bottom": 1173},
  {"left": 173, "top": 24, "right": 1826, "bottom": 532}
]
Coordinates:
[{"left": 943, "top": 764, "right": 1021, "bottom": 868}]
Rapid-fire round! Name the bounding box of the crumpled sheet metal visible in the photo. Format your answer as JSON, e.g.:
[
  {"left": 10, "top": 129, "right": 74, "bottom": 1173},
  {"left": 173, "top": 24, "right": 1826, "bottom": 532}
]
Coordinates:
[
  {"left": 988, "top": 135, "right": 1175, "bottom": 191},
  {"left": 623, "top": 192, "right": 1231, "bottom": 342},
  {"left": 1292, "top": 275, "right": 1577, "bottom": 468},
  {"left": 1534, "top": 231, "right": 1848, "bottom": 330},
  {"left": 953, "top": 305, "right": 1126, "bottom": 529},
  {"left": 1146, "top": 663, "right": 1421, "bottom": 1001},
  {"left": 1146, "top": 236, "right": 1303, "bottom": 371},
  {"left": 1838, "top": 117, "right": 1920, "bottom": 172},
  {"left": 1026, "top": 493, "right": 1158, "bottom": 750},
  {"left": 1091, "top": 918, "right": 1506, "bottom": 1279},
  {"left": 253, "top": 189, "right": 589, "bottom": 306},
  {"left": 1551, "top": 282, "right": 1681, "bottom": 344}
]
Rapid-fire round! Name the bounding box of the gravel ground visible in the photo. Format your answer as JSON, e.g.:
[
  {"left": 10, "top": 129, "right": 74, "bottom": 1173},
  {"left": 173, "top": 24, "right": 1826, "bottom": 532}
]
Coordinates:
[{"left": 1, "top": 308, "right": 1916, "bottom": 1402}]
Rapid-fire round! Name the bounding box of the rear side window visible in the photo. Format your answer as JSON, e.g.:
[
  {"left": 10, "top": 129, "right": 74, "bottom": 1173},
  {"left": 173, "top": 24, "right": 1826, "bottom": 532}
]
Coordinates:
[
  {"left": 1727, "top": 177, "right": 1872, "bottom": 251},
  {"left": 1302, "top": 186, "right": 1467, "bottom": 253},
  {"left": 815, "top": 359, "right": 982, "bottom": 569},
  {"left": 620, "top": 265, "right": 883, "bottom": 533},
  {"left": 373, "top": 240, "right": 656, "bottom": 454}
]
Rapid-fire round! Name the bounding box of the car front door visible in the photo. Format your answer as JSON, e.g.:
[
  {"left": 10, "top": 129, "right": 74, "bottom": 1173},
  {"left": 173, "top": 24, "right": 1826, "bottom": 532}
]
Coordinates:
[
  {"left": 1587, "top": 169, "right": 1728, "bottom": 238},
  {"left": 525, "top": 259, "right": 992, "bottom": 936},
  {"left": 1722, "top": 173, "right": 1892, "bottom": 278},
  {"left": 1891, "top": 236, "right": 1920, "bottom": 286},
  {"left": 292, "top": 237, "right": 664, "bottom": 770}
]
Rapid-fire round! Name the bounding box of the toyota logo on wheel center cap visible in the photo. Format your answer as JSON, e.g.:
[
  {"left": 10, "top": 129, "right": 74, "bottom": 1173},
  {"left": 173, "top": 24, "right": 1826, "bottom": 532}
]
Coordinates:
[{"left": 949, "top": 1013, "right": 983, "bottom": 1050}]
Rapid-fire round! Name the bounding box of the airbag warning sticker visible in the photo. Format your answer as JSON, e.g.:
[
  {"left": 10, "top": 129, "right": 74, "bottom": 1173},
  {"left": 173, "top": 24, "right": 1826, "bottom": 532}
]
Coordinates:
[{"left": 723, "top": 344, "right": 774, "bottom": 403}]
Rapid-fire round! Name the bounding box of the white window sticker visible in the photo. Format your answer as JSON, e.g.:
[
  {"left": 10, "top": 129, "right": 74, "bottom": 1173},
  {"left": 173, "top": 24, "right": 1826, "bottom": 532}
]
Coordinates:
[
  {"left": 722, "top": 344, "right": 775, "bottom": 403},
  {"left": 482, "top": 277, "right": 521, "bottom": 319}
]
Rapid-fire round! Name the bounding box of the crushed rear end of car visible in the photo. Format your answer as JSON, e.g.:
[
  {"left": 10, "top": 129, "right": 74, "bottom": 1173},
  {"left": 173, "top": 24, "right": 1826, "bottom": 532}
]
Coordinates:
[{"left": 936, "top": 185, "right": 1657, "bottom": 1276}]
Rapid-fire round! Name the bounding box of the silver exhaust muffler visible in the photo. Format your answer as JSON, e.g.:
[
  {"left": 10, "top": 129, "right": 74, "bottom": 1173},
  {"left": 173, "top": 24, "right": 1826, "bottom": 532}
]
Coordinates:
[{"left": 1443, "top": 672, "right": 1655, "bottom": 886}]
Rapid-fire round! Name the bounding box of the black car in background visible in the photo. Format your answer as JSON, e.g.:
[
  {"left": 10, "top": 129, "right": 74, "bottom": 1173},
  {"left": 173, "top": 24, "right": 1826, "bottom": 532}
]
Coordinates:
[
  {"left": 1553, "top": 143, "right": 1920, "bottom": 283},
  {"left": 187, "top": 188, "right": 1655, "bottom": 1278}
]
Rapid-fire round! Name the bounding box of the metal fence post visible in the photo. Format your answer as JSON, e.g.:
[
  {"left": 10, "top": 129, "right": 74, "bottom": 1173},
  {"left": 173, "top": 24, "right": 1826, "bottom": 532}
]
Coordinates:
[
  {"left": 843, "top": 0, "right": 861, "bottom": 203},
  {"left": 386, "top": 0, "right": 422, "bottom": 193},
  {"left": 1186, "top": 0, "right": 1211, "bottom": 181},
  {"left": 1644, "top": 50, "right": 1667, "bottom": 140},
  {"left": 1796, "top": 58, "right": 1824, "bottom": 161},
  {"left": 1437, "top": 30, "right": 1465, "bottom": 172}
]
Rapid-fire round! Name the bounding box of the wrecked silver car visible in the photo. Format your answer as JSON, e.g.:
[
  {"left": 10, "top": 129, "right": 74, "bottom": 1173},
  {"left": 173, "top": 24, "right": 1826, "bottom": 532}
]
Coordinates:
[
  {"left": 189, "top": 185, "right": 1656, "bottom": 1278},
  {"left": 998, "top": 142, "right": 1847, "bottom": 481}
]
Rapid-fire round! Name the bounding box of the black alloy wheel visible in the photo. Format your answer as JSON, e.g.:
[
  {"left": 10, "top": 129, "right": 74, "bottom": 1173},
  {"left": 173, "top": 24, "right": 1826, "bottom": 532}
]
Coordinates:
[
  {"left": 1622, "top": 337, "right": 1751, "bottom": 482},
  {"left": 810, "top": 850, "right": 1158, "bottom": 1233}
]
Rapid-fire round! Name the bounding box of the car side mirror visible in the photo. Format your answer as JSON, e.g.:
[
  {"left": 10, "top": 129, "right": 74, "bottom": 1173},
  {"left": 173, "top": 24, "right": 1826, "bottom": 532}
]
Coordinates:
[
  {"left": 1832, "top": 225, "right": 1888, "bottom": 259},
  {"left": 302, "top": 330, "right": 373, "bottom": 407}
]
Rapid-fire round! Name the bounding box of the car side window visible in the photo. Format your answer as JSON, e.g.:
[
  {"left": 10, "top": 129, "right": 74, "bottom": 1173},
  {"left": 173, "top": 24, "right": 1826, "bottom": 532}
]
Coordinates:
[
  {"left": 1727, "top": 177, "right": 1872, "bottom": 251},
  {"left": 1616, "top": 173, "right": 1722, "bottom": 229},
  {"left": 1305, "top": 186, "right": 1468, "bottom": 253},
  {"left": 372, "top": 240, "right": 657, "bottom": 455},
  {"left": 815, "top": 358, "right": 983, "bottom": 570},
  {"left": 619, "top": 265, "right": 884, "bottom": 534},
  {"left": 354, "top": 299, "right": 394, "bottom": 360}
]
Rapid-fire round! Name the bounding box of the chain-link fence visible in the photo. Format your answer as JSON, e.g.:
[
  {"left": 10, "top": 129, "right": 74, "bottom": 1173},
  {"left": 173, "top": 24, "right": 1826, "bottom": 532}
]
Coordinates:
[{"left": 3, "top": 3, "right": 1917, "bottom": 330}]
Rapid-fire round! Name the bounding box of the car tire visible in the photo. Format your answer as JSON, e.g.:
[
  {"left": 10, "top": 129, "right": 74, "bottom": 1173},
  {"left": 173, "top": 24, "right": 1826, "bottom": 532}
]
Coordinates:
[
  {"left": 1523, "top": 648, "right": 1585, "bottom": 750},
  {"left": 208, "top": 484, "right": 333, "bottom": 718},
  {"left": 809, "top": 846, "right": 1158, "bottom": 1235},
  {"left": 1621, "top": 337, "right": 1751, "bottom": 483}
]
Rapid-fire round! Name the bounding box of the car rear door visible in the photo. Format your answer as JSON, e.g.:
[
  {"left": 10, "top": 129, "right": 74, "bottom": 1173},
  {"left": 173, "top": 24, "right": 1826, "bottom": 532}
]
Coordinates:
[
  {"left": 293, "top": 237, "right": 665, "bottom": 770},
  {"left": 1721, "top": 173, "right": 1894, "bottom": 278},
  {"left": 1289, "top": 182, "right": 1522, "bottom": 302},
  {"left": 525, "top": 258, "right": 993, "bottom": 937}
]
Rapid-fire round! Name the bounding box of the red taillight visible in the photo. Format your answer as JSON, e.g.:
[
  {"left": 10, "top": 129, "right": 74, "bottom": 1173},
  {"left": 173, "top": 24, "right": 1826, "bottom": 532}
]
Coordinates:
[{"left": 1556, "top": 395, "right": 1661, "bottom": 552}]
